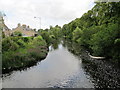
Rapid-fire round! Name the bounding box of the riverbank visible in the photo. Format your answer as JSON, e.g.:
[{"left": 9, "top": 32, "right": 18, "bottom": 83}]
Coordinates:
[
  {"left": 2, "top": 36, "right": 49, "bottom": 73},
  {"left": 62, "top": 40, "right": 120, "bottom": 88},
  {"left": 2, "top": 43, "right": 95, "bottom": 88},
  {"left": 80, "top": 51, "right": 120, "bottom": 88}
]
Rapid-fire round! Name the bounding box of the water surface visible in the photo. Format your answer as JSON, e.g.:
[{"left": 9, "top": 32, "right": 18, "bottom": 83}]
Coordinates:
[{"left": 2, "top": 43, "right": 95, "bottom": 88}]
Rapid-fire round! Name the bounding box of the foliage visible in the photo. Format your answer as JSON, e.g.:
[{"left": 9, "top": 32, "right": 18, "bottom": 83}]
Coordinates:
[
  {"left": 61, "top": 2, "right": 120, "bottom": 62},
  {"left": 2, "top": 36, "right": 48, "bottom": 71},
  {"left": 72, "top": 27, "right": 83, "bottom": 42},
  {"left": 17, "top": 39, "right": 26, "bottom": 48},
  {"left": 2, "top": 2, "right": 120, "bottom": 71},
  {"left": 38, "top": 25, "right": 62, "bottom": 46},
  {"left": 2, "top": 31, "right": 5, "bottom": 38},
  {"left": 90, "top": 23, "right": 119, "bottom": 57},
  {"left": 12, "top": 31, "right": 22, "bottom": 36}
]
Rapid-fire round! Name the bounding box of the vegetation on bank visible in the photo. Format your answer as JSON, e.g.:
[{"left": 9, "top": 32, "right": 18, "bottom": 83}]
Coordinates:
[
  {"left": 1, "top": 2, "right": 120, "bottom": 72},
  {"left": 38, "top": 25, "right": 62, "bottom": 46},
  {"left": 1, "top": 22, "right": 62, "bottom": 72},
  {"left": 61, "top": 2, "right": 120, "bottom": 64},
  {"left": 2, "top": 36, "right": 48, "bottom": 71}
]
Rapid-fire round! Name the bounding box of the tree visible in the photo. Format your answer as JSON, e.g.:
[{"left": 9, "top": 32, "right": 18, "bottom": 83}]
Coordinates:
[
  {"left": 72, "top": 27, "right": 83, "bottom": 42},
  {"left": 2, "top": 31, "right": 5, "bottom": 38},
  {"left": 61, "top": 2, "right": 120, "bottom": 61},
  {"left": 12, "top": 31, "right": 22, "bottom": 36}
]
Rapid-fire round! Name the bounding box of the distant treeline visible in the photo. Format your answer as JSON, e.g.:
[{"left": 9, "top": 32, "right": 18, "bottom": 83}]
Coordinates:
[{"left": 38, "top": 25, "right": 62, "bottom": 46}]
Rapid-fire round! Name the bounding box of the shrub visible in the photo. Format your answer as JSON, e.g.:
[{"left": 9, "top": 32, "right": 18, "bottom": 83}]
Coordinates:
[
  {"left": 17, "top": 39, "right": 26, "bottom": 48},
  {"left": 12, "top": 31, "right": 22, "bottom": 36},
  {"left": 2, "top": 36, "right": 48, "bottom": 71}
]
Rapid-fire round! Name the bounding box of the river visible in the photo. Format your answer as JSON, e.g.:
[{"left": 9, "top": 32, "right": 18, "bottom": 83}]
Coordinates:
[{"left": 2, "top": 41, "right": 95, "bottom": 88}]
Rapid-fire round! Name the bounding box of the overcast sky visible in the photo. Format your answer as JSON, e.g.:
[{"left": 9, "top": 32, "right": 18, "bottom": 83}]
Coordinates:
[{"left": 0, "top": 0, "right": 95, "bottom": 29}]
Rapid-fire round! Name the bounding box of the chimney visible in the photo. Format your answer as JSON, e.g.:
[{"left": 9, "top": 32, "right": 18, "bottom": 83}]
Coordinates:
[
  {"left": 18, "top": 23, "right": 21, "bottom": 27},
  {"left": 22, "top": 24, "right": 26, "bottom": 28},
  {"left": 27, "top": 26, "right": 29, "bottom": 28}
]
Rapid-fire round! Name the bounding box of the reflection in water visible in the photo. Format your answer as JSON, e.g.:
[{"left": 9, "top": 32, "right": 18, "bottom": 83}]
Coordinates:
[
  {"left": 62, "top": 39, "right": 120, "bottom": 88},
  {"left": 62, "top": 39, "right": 84, "bottom": 56},
  {"left": 49, "top": 40, "right": 60, "bottom": 51},
  {"left": 2, "top": 41, "right": 95, "bottom": 88}
]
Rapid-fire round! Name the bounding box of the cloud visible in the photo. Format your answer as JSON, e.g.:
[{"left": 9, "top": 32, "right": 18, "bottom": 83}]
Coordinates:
[{"left": 0, "top": 0, "right": 95, "bottom": 29}]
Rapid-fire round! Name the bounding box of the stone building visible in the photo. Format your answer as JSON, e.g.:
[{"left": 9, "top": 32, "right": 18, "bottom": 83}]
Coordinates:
[
  {"left": 10, "top": 23, "right": 37, "bottom": 37},
  {"left": 3, "top": 23, "right": 37, "bottom": 37},
  {"left": 0, "top": 12, "right": 37, "bottom": 37}
]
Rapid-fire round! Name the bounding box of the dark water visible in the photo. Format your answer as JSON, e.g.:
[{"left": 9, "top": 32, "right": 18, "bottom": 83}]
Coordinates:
[{"left": 2, "top": 42, "right": 95, "bottom": 88}]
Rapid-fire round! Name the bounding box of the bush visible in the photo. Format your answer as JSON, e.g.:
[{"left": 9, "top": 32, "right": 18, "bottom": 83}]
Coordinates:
[
  {"left": 89, "top": 23, "right": 119, "bottom": 58},
  {"left": 9, "top": 42, "right": 19, "bottom": 51},
  {"left": 22, "top": 37, "right": 32, "bottom": 42},
  {"left": 32, "top": 36, "right": 47, "bottom": 46},
  {"left": 2, "top": 37, "right": 19, "bottom": 52},
  {"left": 2, "top": 36, "right": 48, "bottom": 71},
  {"left": 17, "top": 39, "right": 26, "bottom": 48},
  {"left": 12, "top": 31, "right": 22, "bottom": 36}
]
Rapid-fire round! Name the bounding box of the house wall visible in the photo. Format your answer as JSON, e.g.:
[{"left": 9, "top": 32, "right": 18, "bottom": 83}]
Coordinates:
[{"left": 3, "top": 23, "right": 37, "bottom": 37}]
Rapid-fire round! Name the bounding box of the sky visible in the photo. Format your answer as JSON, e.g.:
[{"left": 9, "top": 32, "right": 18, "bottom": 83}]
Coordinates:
[{"left": 0, "top": 0, "right": 95, "bottom": 29}]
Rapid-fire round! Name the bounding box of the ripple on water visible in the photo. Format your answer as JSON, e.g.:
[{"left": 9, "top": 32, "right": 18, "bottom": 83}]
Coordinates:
[{"left": 2, "top": 44, "right": 95, "bottom": 88}]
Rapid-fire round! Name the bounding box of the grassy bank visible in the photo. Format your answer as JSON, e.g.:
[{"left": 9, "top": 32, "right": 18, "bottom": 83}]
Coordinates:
[{"left": 2, "top": 36, "right": 48, "bottom": 73}]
